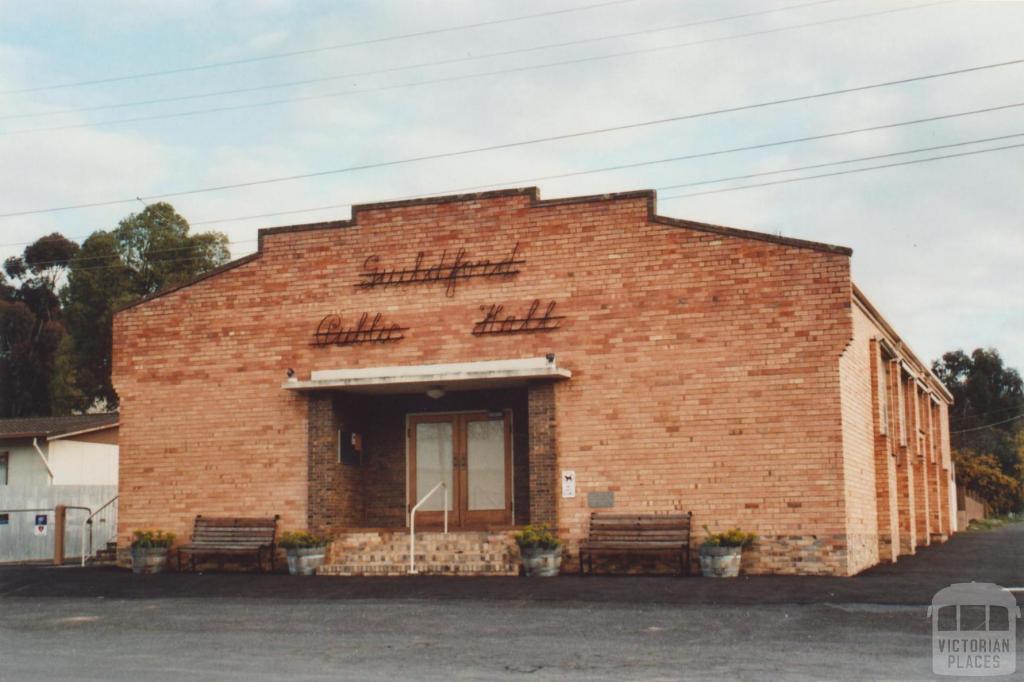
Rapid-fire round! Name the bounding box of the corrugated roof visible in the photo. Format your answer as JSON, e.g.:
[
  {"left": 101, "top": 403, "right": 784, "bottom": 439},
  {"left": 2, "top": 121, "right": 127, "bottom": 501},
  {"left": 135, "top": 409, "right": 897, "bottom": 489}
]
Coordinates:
[{"left": 0, "top": 413, "right": 119, "bottom": 439}]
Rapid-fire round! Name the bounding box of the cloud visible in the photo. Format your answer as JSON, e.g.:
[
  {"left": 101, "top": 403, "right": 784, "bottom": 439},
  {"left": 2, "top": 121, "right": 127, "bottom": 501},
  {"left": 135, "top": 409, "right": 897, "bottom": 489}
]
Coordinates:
[{"left": 1, "top": 0, "right": 1022, "bottom": 370}]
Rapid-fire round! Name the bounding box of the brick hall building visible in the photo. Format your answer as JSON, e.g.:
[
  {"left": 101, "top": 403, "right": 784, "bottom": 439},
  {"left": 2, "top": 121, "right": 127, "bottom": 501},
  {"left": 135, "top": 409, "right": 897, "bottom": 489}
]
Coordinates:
[{"left": 112, "top": 187, "right": 955, "bottom": 576}]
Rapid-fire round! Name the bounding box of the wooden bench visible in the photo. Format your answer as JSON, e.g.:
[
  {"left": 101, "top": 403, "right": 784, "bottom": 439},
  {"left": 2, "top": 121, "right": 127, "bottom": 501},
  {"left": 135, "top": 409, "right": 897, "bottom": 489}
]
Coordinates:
[
  {"left": 177, "top": 515, "right": 279, "bottom": 573},
  {"left": 579, "top": 512, "right": 693, "bottom": 576}
]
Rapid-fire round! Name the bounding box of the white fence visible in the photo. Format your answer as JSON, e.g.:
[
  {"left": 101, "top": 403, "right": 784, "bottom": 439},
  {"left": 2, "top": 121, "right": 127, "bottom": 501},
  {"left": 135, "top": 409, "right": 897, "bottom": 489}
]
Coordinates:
[{"left": 0, "top": 485, "right": 118, "bottom": 563}]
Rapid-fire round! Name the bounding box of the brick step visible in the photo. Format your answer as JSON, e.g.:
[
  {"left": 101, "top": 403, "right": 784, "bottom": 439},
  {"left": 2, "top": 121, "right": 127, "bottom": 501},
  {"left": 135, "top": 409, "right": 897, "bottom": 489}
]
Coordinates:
[
  {"left": 324, "top": 530, "right": 519, "bottom": 576},
  {"left": 333, "top": 543, "right": 513, "bottom": 554},
  {"left": 334, "top": 554, "right": 513, "bottom": 566},
  {"left": 318, "top": 562, "right": 518, "bottom": 577}
]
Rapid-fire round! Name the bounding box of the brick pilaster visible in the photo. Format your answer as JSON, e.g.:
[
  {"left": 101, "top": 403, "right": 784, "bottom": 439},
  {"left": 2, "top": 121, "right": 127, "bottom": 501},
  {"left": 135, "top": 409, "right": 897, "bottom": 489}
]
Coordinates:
[{"left": 527, "top": 382, "right": 557, "bottom": 526}]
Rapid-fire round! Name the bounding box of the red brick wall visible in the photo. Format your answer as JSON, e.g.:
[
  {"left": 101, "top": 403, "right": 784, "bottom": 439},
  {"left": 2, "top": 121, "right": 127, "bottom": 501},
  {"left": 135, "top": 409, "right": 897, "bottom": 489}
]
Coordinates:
[
  {"left": 113, "top": 188, "right": 900, "bottom": 574},
  {"left": 869, "top": 342, "right": 900, "bottom": 562},
  {"left": 837, "top": 305, "right": 881, "bottom": 573}
]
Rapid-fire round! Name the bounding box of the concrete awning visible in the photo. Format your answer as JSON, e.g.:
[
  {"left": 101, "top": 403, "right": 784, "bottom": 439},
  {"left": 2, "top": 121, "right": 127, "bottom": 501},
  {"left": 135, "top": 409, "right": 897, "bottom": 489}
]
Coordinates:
[{"left": 282, "top": 356, "right": 571, "bottom": 394}]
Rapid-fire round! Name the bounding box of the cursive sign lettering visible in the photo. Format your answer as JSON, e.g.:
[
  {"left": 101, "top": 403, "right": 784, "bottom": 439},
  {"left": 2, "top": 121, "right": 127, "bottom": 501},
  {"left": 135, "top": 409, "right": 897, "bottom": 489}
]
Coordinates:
[
  {"left": 313, "top": 313, "right": 408, "bottom": 346},
  {"left": 357, "top": 243, "right": 524, "bottom": 297},
  {"left": 472, "top": 300, "right": 565, "bottom": 336}
]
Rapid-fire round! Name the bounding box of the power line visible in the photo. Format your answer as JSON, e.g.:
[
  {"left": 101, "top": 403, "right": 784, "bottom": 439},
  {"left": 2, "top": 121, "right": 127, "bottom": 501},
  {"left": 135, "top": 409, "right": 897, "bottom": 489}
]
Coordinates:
[
  {"left": 0, "top": 0, "right": 953, "bottom": 136},
  {"left": 657, "top": 130, "right": 1024, "bottom": 193},
  {"left": 7, "top": 97, "right": 1017, "bottom": 248},
  {"left": 951, "top": 403, "right": 1024, "bottom": 425},
  {"left": 0, "top": 0, "right": 848, "bottom": 122},
  {"left": 660, "top": 140, "right": 1024, "bottom": 200},
  {"left": 15, "top": 130, "right": 1024, "bottom": 270},
  {"left": 3, "top": 54, "right": 1020, "bottom": 219},
  {"left": 951, "top": 414, "right": 1024, "bottom": 434},
  {"left": 0, "top": 0, "right": 644, "bottom": 95},
  {"left": 158, "top": 100, "right": 1024, "bottom": 224}
]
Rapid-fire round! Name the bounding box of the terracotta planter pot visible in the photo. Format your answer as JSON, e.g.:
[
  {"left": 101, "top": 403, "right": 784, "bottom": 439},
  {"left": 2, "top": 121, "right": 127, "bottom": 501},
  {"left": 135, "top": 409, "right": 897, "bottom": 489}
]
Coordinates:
[
  {"left": 286, "top": 546, "right": 327, "bottom": 576},
  {"left": 520, "top": 546, "right": 562, "bottom": 577},
  {"left": 131, "top": 546, "right": 170, "bottom": 575},
  {"left": 699, "top": 545, "right": 743, "bottom": 578}
]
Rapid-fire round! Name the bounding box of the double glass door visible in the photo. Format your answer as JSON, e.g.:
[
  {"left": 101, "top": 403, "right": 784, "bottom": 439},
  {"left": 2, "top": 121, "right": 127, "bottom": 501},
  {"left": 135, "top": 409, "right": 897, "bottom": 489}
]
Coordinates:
[{"left": 409, "top": 411, "right": 512, "bottom": 528}]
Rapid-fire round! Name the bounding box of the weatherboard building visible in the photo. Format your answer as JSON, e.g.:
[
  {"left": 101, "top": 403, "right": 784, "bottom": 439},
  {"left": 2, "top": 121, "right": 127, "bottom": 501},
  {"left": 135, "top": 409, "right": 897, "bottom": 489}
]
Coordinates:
[{"left": 112, "top": 187, "right": 955, "bottom": 576}]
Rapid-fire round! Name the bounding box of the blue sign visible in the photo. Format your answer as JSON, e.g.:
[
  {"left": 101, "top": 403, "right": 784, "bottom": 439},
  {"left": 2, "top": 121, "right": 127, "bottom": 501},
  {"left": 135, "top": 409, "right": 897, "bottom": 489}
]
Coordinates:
[{"left": 34, "top": 514, "right": 47, "bottom": 526}]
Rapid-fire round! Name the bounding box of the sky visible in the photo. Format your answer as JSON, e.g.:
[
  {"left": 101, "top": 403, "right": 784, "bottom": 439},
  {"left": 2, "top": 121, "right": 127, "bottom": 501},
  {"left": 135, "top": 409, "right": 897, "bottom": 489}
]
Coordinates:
[{"left": 1, "top": 0, "right": 1022, "bottom": 371}]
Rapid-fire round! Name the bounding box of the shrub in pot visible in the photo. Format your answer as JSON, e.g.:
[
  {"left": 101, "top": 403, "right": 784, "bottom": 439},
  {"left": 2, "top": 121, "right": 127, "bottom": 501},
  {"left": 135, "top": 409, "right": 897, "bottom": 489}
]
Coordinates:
[
  {"left": 514, "top": 524, "right": 562, "bottom": 577},
  {"left": 279, "top": 531, "right": 330, "bottom": 576},
  {"left": 130, "top": 530, "right": 175, "bottom": 575},
  {"left": 699, "top": 526, "right": 756, "bottom": 578}
]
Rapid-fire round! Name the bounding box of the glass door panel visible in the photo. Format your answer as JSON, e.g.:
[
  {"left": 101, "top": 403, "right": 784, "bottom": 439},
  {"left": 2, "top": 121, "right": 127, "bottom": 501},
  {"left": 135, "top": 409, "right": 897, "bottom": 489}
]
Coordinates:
[
  {"left": 466, "top": 419, "right": 506, "bottom": 511},
  {"left": 414, "top": 421, "right": 453, "bottom": 512}
]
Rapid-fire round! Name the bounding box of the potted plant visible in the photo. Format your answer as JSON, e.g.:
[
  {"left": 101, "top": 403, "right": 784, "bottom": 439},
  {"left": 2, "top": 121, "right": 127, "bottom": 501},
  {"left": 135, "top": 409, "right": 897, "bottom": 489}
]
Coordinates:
[
  {"left": 279, "top": 531, "right": 330, "bottom": 576},
  {"left": 514, "top": 524, "right": 562, "bottom": 577},
  {"left": 130, "top": 530, "right": 175, "bottom": 575},
  {"left": 699, "top": 526, "right": 756, "bottom": 578}
]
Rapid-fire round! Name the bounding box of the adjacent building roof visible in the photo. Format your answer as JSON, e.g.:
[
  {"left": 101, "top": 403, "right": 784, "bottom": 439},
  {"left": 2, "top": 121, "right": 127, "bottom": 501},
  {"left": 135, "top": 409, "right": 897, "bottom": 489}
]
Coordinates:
[{"left": 0, "top": 413, "right": 119, "bottom": 440}]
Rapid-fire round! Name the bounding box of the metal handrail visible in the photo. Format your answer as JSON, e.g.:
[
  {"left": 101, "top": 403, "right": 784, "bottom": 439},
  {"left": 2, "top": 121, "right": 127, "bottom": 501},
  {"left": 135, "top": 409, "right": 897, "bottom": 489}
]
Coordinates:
[
  {"left": 81, "top": 495, "right": 118, "bottom": 567},
  {"left": 408, "top": 482, "right": 448, "bottom": 575}
]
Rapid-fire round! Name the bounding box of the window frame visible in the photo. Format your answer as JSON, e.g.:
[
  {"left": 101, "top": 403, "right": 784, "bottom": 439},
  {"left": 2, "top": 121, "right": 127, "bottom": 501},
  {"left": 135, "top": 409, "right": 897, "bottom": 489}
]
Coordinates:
[{"left": 0, "top": 451, "right": 8, "bottom": 485}]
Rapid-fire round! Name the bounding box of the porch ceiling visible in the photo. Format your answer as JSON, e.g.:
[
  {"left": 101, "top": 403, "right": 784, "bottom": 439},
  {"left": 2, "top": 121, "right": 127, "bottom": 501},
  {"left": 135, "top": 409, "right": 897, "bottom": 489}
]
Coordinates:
[{"left": 282, "top": 356, "right": 571, "bottom": 395}]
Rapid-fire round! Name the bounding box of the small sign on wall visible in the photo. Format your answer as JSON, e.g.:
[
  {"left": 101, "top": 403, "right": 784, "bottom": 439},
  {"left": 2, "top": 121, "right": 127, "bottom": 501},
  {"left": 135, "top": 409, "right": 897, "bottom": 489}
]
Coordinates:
[{"left": 561, "top": 470, "right": 576, "bottom": 498}]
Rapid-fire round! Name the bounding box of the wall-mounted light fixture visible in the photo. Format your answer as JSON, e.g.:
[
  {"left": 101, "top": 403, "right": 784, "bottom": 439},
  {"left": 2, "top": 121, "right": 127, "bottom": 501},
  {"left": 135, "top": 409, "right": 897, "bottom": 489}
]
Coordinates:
[
  {"left": 426, "top": 385, "right": 445, "bottom": 400},
  {"left": 286, "top": 368, "right": 297, "bottom": 382}
]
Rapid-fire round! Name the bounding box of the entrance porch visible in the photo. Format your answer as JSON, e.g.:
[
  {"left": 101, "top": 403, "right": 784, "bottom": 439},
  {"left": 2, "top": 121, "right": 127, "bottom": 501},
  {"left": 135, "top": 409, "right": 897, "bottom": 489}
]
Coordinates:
[{"left": 287, "top": 357, "right": 568, "bottom": 575}]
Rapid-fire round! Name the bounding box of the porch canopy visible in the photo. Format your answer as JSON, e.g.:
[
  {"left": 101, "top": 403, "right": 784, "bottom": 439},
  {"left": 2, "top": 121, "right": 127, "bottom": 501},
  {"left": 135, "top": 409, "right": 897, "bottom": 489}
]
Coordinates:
[{"left": 282, "top": 356, "right": 571, "bottom": 394}]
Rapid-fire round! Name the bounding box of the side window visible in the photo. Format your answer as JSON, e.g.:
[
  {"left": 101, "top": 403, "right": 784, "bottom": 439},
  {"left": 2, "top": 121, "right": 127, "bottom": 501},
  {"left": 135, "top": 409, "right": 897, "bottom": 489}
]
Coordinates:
[
  {"left": 0, "top": 452, "right": 7, "bottom": 485},
  {"left": 878, "top": 348, "right": 891, "bottom": 436},
  {"left": 896, "top": 366, "right": 908, "bottom": 447}
]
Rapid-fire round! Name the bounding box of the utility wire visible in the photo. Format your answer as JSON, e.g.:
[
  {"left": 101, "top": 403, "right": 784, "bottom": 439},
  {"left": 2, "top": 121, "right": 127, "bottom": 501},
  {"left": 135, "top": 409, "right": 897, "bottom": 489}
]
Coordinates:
[
  {"left": 15, "top": 130, "right": 1024, "bottom": 269},
  {"left": 951, "top": 414, "right": 1024, "bottom": 434},
  {"left": 0, "top": 0, "right": 952, "bottom": 136},
  {"left": 951, "top": 403, "right": 1024, "bottom": 422},
  {"left": 3, "top": 54, "right": 1020, "bottom": 219},
  {"left": 0, "top": 0, "right": 644, "bottom": 95},
  {"left": 0, "top": 0, "right": 848, "bottom": 121},
  {"left": 660, "top": 140, "right": 1024, "bottom": 200},
  {"left": 657, "top": 130, "right": 1024, "bottom": 193},
  {"left": 9, "top": 97, "right": 1018, "bottom": 247}
]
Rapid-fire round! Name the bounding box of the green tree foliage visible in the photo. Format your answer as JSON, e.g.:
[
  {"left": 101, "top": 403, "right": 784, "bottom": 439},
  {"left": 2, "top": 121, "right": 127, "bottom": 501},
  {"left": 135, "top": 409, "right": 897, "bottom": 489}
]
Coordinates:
[
  {"left": 934, "top": 348, "right": 1024, "bottom": 512},
  {"left": 0, "top": 234, "right": 78, "bottom": 417},
  {"left": 61, "top": 203, "right": 229, "bottom": 409},
  {"left": 933, "top": 348, "right": 1024, "bottom": 473},
  {"left": 952, "top": 450, "right": 1021, "bottom": 515}
]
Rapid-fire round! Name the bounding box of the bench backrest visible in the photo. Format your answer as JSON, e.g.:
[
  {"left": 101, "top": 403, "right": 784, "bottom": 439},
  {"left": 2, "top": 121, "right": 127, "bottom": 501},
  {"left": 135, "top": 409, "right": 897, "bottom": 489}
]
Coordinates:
[
  {"left": 587, "top": 513, "right": 692, "bottom": 543},
  {"left": 189, "top": 516, "right": 278, "bottom": 548}
]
